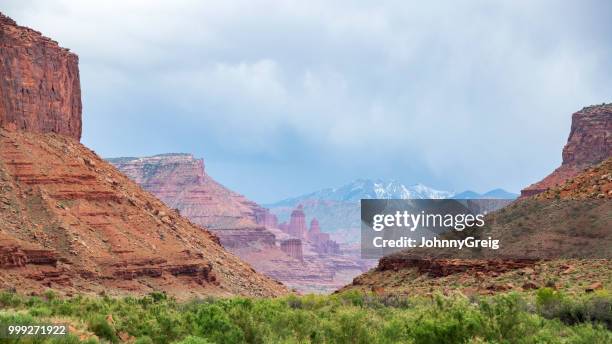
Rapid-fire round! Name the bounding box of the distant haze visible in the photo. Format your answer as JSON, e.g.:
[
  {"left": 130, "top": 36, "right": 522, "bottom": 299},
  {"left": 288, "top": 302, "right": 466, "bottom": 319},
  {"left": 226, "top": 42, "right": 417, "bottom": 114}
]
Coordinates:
[{"left": 3, "top": 1, "right": 612, "bottom": 203}]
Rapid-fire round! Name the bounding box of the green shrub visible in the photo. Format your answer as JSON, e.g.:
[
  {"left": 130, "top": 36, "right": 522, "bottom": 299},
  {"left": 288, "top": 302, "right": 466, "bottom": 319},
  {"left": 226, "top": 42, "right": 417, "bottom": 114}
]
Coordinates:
[
  {"left": 134, "top": 336, "right": 154, "bottom": 344},
  {"left": 189, "top": 304, "right": 244, "bottom": 343},
  {"left": 88, "top": 314, "right": 118, "bottom": 343},
  {"left": 536, "top": 288, "right": 612, "bottom": 330},
  {"left": 173, "top": 336, "right": 213, "bottom": 344},
  {"left": 0, "top": 291, "right": 22, "bottom": 308}
]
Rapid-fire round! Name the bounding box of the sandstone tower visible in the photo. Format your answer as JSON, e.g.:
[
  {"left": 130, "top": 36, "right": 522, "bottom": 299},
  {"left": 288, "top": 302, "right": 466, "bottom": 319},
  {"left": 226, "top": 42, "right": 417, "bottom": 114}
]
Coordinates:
[
  {"left": 280, "top": 239, "right": 303, "bottom": 261},
  {"left": 288, "top": 204, "right": 307, "bottom": 239}
]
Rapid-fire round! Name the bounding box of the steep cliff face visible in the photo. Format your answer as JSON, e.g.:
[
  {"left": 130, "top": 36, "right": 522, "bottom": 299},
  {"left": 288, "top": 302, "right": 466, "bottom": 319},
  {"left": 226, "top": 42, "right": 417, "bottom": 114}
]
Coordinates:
[
  {"left": 521, "top": 104, "right": 612, "bottom": 197},
  {"left": 0, "top": 12, "right": 82, "bottom": 140}
]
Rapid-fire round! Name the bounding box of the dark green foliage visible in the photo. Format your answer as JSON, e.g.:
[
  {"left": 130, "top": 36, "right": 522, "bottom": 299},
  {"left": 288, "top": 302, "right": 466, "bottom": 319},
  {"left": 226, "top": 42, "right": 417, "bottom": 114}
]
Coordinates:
[
  {"left": 88, "top": 315, "right": 118, "bottom": 343},
  {"left": 537, "top": 288, "right": 612, "bottom": 330},
  {"left": 0, "top": 290, "right": 609, "bottom": 343}
]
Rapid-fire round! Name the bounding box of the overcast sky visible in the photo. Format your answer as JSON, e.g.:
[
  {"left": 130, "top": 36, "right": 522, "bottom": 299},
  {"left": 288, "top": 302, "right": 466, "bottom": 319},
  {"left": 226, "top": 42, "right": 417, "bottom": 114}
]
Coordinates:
[{"left": 3, "top": 1, "right": 611, "bottom": 203}]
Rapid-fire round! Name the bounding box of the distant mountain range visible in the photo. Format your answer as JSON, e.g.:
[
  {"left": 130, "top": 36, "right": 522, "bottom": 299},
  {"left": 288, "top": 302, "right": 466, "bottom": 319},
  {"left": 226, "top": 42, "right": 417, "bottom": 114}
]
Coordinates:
[
  {"left": 269, "top": 179, "right": 453, "bottom": 207},
  {"left": 268, "top": 179, "right": 516, "bottom": 207},
  {"left": 266, "top": 179, "right": 517, "bottom": 243}
]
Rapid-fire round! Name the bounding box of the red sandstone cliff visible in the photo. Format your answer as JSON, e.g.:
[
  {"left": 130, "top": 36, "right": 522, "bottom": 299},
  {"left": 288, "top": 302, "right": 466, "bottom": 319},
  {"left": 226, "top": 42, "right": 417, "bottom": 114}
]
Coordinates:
[
  {"left": 108, "top": 154, "right": 277, "bottom": 248},
  {"left": 521, "top": 104, "right": 612, "bottom": 197},
  {"left": 0, "top": 130, "right": 286, "bottom": 297},
  {"left": 0, "top": 12, "right": 81, "bottom": 140},
  {"left": 0, "top": 13, "right": 286, "bottom": 298}
]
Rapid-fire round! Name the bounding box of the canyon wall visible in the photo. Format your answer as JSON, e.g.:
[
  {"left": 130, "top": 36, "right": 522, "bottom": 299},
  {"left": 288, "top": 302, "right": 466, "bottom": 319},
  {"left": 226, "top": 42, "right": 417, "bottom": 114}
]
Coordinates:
[
  {"left": 0, "top": 12, "right": 81, "bottom": 140},
  {"left": 111, "top": 156, "right": 375, "bottom": 293},
  {"left": 0, "top": 13, "right": 286, "bottom": 298},
  {"left": 108, "top": 154, "right": 277, "bottom": 248},
  {"left": 521, "top": 104, "right": 612, "bottom": 197}
]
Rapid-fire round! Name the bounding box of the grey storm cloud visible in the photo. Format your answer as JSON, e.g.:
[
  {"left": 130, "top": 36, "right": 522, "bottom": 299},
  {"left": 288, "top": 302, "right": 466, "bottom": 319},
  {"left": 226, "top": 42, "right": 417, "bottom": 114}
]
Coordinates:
[{"left": 2, "top": 0, "right": 611, "bottom": 202}]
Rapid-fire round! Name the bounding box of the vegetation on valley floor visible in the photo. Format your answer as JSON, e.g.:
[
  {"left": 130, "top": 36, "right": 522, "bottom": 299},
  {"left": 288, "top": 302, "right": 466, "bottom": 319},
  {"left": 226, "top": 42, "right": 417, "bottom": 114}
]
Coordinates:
[{"left": 0, "top": 289, "right": 610, "bottom": 343}]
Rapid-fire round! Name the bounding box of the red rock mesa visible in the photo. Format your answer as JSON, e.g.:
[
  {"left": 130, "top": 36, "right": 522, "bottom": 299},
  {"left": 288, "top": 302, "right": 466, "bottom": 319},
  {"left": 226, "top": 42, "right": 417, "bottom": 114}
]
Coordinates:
[
  {"left": 521, "top": 104, "right": 612, "bottom": 197},
  {"left": 108, "top": 154, "right": 277, "bottom": 249}
]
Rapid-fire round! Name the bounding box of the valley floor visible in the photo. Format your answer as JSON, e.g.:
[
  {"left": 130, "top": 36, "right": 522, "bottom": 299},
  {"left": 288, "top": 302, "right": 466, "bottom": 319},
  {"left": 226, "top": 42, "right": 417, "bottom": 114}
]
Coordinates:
[{"left": 0, "top": 288, "right": 610, "bottom": 343}]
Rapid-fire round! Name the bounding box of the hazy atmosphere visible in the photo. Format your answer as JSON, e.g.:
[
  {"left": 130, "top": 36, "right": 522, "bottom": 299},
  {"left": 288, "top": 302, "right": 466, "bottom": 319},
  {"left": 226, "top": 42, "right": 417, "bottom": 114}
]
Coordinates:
[{"left": 3, "top": 0, "right": 611, "bottom": 203}]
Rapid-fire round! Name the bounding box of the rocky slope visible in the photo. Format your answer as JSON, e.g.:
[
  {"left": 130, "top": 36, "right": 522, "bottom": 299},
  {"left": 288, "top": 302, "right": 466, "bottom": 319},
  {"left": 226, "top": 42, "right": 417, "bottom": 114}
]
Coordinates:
[
  {"left": 0, "top": 13, "right": 286, "bottom": 298},
  {"left": 0, "top": 12, "right": 81, "bottom": 140},
  {"left": 521, "top": 104, "right": 612, "bottom": 197},
  {"left": 0, "top": 129, "right": 287, "bottom": 298},
  {"left": 535, "top": 158, "right": 612, "bottom": 200}
]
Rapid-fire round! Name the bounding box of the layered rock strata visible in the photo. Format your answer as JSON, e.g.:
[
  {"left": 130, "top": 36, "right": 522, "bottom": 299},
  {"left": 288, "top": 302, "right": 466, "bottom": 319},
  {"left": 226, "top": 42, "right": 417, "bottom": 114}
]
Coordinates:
[
  {"left": 0, "top": 13, "right": 286, "bottom": 298},
  {"left": 280, "top": 239, "right": 303, "bottom": 261},
  {"left": 0, "top": 129, "right": 287, "bottom": 297},
  {"left": 108, "top": 154, "right": 276, "bottom": 248},
  {"left": 0, "top": 12, "right": 81, "bottom": 140},
  {"left": 111, "top": 157, "right": 374, "bottom": 293}
]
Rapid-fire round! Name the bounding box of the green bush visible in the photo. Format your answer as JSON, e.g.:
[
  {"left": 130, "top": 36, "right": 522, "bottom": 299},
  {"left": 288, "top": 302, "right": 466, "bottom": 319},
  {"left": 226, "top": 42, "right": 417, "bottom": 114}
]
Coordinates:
[
  {"left": 88, "top": 314, "right": 118, "bottom": 343},
  {"left": 537, "top": 288, "right": 612, "bottom": 329},
  {"left": 189, "top": 304, "right": 244, "bottom": 343}
]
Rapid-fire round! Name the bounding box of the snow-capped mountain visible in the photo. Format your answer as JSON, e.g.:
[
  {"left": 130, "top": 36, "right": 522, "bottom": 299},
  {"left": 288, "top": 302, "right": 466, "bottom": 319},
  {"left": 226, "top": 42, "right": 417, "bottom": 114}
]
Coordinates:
[{"left": 269, "top": 179, "right": 453, "bottom": 207}]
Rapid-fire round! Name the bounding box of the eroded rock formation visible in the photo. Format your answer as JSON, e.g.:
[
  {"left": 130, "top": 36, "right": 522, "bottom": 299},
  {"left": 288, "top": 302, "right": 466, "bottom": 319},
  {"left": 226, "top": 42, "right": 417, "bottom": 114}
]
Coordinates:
[
  {"left": 521, "top": 104, "right": 612, "bottom": 197},
  {"left": 111, "top": 158, "right": 374, "bottom": 293},
  {"left": 254, "top": 208, "right": 278, "bottom": 228},
  {"left": 108, "top": 154, "right": 277, "bottom": 249},
  {"left": 0, "top": 130, "right": 287, "bottom": 297},
  {"left": 0, "top": 13, "right": 286, "bottom": 298},
  {"left": 307, "top": 218, "right": 340, "bottom": 254},
  {"left": 280, "top": 239, "right": 303, "bottom": 261},
  {"left": 0, "top": 12, "right": 81, "bottom": 140},
  {"left": 287, "top": 205, "right": 307, "bottom": 239}
]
